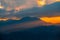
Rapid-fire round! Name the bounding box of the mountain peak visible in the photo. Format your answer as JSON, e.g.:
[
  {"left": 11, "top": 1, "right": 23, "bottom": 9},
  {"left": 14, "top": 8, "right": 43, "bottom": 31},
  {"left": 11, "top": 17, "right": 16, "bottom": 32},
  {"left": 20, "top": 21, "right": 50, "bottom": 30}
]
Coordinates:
[{"left": 20, "top": 17, "right": 39, "bottom": 22}]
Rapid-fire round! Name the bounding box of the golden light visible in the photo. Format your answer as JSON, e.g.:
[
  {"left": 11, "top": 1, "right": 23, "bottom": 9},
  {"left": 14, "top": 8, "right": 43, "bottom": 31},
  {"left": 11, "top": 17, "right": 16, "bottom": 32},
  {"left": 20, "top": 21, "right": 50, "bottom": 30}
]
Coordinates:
[
  {"left": 40, "top": 16, "right": 60, "bottom": 24},
  {"left": 0, "top": 6, "right": 4, "bottom": 9},
  {"left": 10, "top": 17, "right": 20, "bottom": 20},
  {"left": 0, "top": 17, "right": 20, "bottom": 21},
  {"left": 37, "top": 0, "right": 46, "bottom": 7},
  {"left": 0, "top": 18, "right": 9, "bottom": 21},
  {"left": 56, "top": 0, "right": 60, "bottom": 2},
  {"left": 0, "top": 2, "right": 4, "bottom": 9}
]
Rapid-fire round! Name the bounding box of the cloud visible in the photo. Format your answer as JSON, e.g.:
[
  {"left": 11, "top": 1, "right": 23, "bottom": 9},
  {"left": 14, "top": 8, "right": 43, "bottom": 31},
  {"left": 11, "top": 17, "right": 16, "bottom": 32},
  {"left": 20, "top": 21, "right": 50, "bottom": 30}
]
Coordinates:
[
  {"left": 0, "top": 0, "right": 60, "bottom": 17},
  {"left": 46, "top": 0, "right": 60, "bottom": 5},
  {"left": 1, "top": 0, "right": 37, "bottom": 9},
  {"left": 0, "top": 0, "right": 60, "bottom": 9}
]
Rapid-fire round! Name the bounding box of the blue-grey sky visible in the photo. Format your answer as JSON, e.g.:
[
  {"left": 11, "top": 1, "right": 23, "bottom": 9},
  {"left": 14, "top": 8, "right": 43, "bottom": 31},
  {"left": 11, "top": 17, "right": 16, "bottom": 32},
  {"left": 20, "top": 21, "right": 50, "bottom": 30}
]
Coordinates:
[
  {"left": 0, "top": 0, "right": 37, "bottom": 9},
  {"left": 0, "top": 0, "right": 60, "bottom": 17},
  {"left": 0, "top": 0, "right": 59, "bottom": 9}
]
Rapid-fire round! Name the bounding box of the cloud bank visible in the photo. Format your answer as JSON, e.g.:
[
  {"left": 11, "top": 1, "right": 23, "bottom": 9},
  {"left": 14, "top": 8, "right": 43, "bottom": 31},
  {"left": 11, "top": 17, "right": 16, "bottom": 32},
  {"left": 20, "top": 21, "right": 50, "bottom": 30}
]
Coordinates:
[{"left": 0, "top": 0, "right": 59, "bottom": 9}]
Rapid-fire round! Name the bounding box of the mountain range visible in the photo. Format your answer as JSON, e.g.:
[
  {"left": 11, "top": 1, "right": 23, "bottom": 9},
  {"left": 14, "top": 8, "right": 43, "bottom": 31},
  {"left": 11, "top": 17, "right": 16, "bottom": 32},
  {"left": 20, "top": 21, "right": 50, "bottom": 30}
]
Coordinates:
[
  {"left": 0, "top": 17, "right": 40, "bottom": 26},
  {"left": 0, "top": 2, "right": 60, "bottom": 27},
  {"left": 0, "top": 2, "right": 60, "bottom": 40}
]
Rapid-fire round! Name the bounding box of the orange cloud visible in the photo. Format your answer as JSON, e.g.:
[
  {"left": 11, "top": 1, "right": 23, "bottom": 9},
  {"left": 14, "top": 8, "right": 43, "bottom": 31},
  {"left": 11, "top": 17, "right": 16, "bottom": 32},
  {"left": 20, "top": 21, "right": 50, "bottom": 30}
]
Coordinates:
[
  {"left": 40, "top": 16, "right": 60, "bottom": 24},
  {"left": 0, "top": 17, "right": 20, "bottom": 21},
  {"left": 0, "top": 17, "right": 9, "bottom": 21},
  {"left": 37, "top": 0, "right": 60, "bottom": 7},
  {"left": 37, "top": 0, "right": 46, "bottom": 7},
  {"left": 10, "top": 17, "right": 20, "bottom": 20}
]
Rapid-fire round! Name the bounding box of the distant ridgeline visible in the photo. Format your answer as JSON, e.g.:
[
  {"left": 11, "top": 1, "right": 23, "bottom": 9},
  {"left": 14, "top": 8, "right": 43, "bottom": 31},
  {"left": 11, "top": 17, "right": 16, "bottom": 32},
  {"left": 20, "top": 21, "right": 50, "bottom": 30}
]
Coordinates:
[{"left": 0, "top": 17, "right": 39, "bottom": 26}]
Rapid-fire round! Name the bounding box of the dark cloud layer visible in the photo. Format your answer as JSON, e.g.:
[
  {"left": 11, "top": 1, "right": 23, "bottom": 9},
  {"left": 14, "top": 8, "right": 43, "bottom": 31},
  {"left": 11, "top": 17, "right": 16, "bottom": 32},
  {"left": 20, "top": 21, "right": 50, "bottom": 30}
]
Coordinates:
[{"left": 0, "top": 0, "right": 60, "bottom": 17}]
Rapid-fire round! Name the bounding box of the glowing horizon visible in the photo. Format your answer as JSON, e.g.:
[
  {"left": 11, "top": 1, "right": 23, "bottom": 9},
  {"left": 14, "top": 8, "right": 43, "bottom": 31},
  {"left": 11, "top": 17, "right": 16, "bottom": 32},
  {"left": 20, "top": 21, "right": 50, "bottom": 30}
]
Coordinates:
[
  {"left": 40, "top": 16, "right": 60, "bottom": 24},
  {"left": 0, "top": 17, "right": 20, "bottom": 21}
]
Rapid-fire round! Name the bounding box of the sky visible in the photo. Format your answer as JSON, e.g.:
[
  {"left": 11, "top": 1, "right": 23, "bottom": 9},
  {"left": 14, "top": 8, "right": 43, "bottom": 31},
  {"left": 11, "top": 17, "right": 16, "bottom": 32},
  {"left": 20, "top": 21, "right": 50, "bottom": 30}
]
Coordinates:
[
  {"left": 0, "top": 0, "right": 60, "bottom": 10},
  {"left": 0, "top": 0, "right": 60, "bottom": 17},
  {"left": 0, "top": 0, "right": 37, "bottom": 9},
  {"left": 0, "top": 0, "right": 60, "bottom": 24}
]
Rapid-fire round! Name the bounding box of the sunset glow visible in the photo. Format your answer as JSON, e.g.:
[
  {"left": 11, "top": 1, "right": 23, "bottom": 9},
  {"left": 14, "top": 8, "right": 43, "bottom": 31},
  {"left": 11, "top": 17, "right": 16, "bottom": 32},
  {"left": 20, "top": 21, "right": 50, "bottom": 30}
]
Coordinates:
[
  {"left": 37, "top": 0, "right": 46, "bottom": 7},
  {"left": 0, "top": 17, "right": 20, "bottom": 21},
  {"left": 0, "top": 18, "right": 9, "bottom": 21},
  {"left": 40, "top": 16, "right": 60, "bottom": 24},
  {"left": 56, "top": 0, "right": 60, "bottom": 2},
  {"left": 0, "top": 6, "right": 4, "bottom": 9},
  {"left": 0, "top": 2, "right": 4, "bottom": 9},
  {"left": 10, "top": 17, "right": 20, "bottom": 20}
]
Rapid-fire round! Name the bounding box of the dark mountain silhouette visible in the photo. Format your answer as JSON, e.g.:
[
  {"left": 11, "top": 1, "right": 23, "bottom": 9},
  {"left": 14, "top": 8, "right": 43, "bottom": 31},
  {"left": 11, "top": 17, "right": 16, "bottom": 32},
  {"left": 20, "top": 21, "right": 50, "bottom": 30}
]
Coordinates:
[
  {"left": 0, "top": 2, "right": 60, "bottom": 40},
  {"left": 0, "top": 17, "right": 39, "bottom": 27},
  {"left": 0, "top": 25, "right": 60, "bottom": 40},
  {"left": 20, "top": 17, "right": 39, "bottom": 22},
  {"left": 16, "top": 2, "right": 60, "bottom": 17}
]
